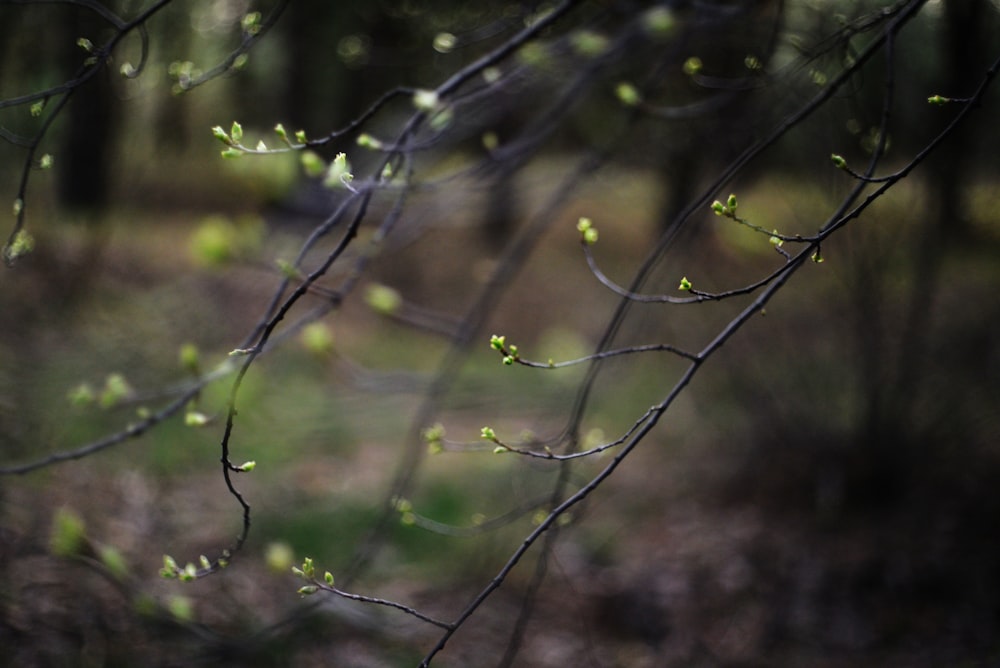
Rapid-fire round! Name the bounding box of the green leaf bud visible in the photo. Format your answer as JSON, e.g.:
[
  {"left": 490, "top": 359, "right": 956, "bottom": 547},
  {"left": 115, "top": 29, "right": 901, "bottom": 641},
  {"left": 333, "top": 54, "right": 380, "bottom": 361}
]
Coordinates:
[
  {"left": 323, "top": 152, "right": 353, "bottom": 189},
  {"left": 167, "top": 595, "right": 194, "bottom": 621},
  {"left": 433, "top": 32, "right": 456, "bottom": 53},
  {"left": 615, "top": 82, "right": 642, "bottom": 107},
  {"left": 683, "top": 56, "right": 702, "bottom": 76},
  {"left": 212, "top": 126, "right": 231, "bottom": 145},
  {"left": 413, "top": 89, "right": 440, "bottom": 112},
  {"left": 230, "top": 121, "right": 243, "bottom": 144},
  {"left": 238, "top": 461, "right": 256, "bottom": 472},
  {"left": 570, "top": 30, "right": 609, "bottom": 57},
  {"left": 503, "top": 355, "right": 515, "bottom": 365},
  {"left": 295, "top": 129, "right": 307, "bottom": 144},
  {"left": 583, "top": 227, "right": 599, "bottom": 245},
  {"left": 493, "top": 445, "right": 507, "bottom": 454},
  {"left": 490, "top": 335, "right": 506, "bottom": 351},
  {"left": 50, "top": 507, "right": 86, "bottom": 557},
  {"left": 13, "top": 198, "right": 23, "bottom": 216},
  {"left": 301, "top": 322, "right": 334, "bottom": 356},
  {"left": 481, "top": 426, "right": 496, "bottom": 440},
  {"left": 76, "top": 37, "right": 94, "bottom": 53},
  {"left": 711, "top": 200, "right": 727, "bottom": 216},
  {"left": 678, "top": 276, "right": 692, "bottom": 291},
  {"left": 356, "top": 133, "right": 383, "bottom": 150},
  {"left": 184, "top": 410, "right": 209, "bottom": 427},
  {"left": 99, "top": 545, "right": 129, "bottom": 580},
  {"left": 481, "top": 131, "right": 499, "bottom": 151},
  {"left": 297, "top": 585, "right": 318, "bottom": 596},
  {"left": 179, "top": 343, "right": 200, "bottom": 374},
  {"left": 199, "top": 554, "right": 211, "bottom": 569},
  {"left": 241, "top": 12, "right": 262, "bottom": 36},
  {"left": 300, "top": 151, "right": 325, "bottom": 177},
  {"left": 179, "top": 562, "right": 197, "bottom": 582},
  {"left": 927, "top": 95, "right": 949, "bottom": 106},
  {"left": 220, "top": 148, "right": 242, "bottom": 159},
  {"left": 162, "top": 555, "right": 179, "bottom": 573},
  {"left": 830, "top": 154, "right": 846, "bottom": 169},
  {"left": 726, "top": 194, "right": 737, "bottom": 210},
  {"left": 365, "top": 283, "right": 402, "bottom": 314},
  {"left": 4, "top": 229, "right": 35, "bottom": 263},
  {"left": 39, "top": 154, "right": 53, "bottom": 170},
  {"left": 324, "top": 571, "right": 335, "bottom": 586},
  {"left": 642, "top": 7, "right": 677, "bottom": 38},
  {"left": 255, "top": 140, "right": 267, "bottom": 152},
  {"left": 30, "top": 101, "right": 44, "bottom": 117},
  {"left": 68, "top": 383, "right": 96, "bottom": 407},
  {"left": 302, "top": 557, "right": 315, "bottom": 579},
  {"left": 769, "top": 230, "right": 783, "bottom": 247},
  {"left": 265, "top": 542, "right": 294, "bottom": 573},
  {"left": 99, "top": 373, "right": 132, "bottom": 409}
]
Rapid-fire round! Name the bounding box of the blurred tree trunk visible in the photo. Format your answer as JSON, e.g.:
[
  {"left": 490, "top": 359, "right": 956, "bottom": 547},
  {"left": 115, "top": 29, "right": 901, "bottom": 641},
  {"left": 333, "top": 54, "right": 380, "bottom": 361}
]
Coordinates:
[{"left": 55, "top": 5, "right": 117, "bottom": 215}]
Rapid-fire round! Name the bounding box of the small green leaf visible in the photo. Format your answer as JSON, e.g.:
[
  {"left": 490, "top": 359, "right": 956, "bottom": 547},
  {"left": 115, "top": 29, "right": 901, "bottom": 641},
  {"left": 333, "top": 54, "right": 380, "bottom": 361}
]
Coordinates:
[
  {"left": 4, "top": 229, "right": 35, "bottom": 263},
  {"left": 39, "top": 154, "right": 53, "bottom": 170},
  {"left": 711, "top": 200, "right": 727, "bottom": 216},
  {"left": 301, "top": 322, "right": 335, "bottom": 356},
  {"left": 179, "top": 562, "right": 197, "bottom": 582},
  {"left": 570, "top": 30, "right": 609, "bottom": 57},
  {"left": 238, "top": 461, "right": 256, "bottom": 472},
  {"left": 300, "top": 151, "right": 325, "bottom": 177},
  {"left": 433, "top": 32, "right": 456, "bottom": 53},
  {"left": 265, "top": 542, "right": 294, "bottom": 573},
  {"left": 413, "top": 89, "right": 440, "bottom": 111},
  {"left": 30, "top": 101, "right": 44, "bottom": 117},
  {"left": 295, "top": 129, "right": 308, "bottom": 144},
  {"left": 322, "top": 152, "right": 353, "bottom": 189},
  {"left": 365, "top": 283, "right": 402, "bottom": 315},
  {"left": 99, "top": 373, "right": 132, "bottom": 409},
  {"left": 179, "top": 343, "right": 200, "bottom": 374},
  {"left": 324, "top": 571, "right": 335, "bottom": 586},
  {"left": 683, "top": 56, "right": 702, "bottom": 76},
  {"left": 98, "top": 545, "right": 129, "bottom": 580},
  {"left": 726, "top": 194, "right": 737, "bottom": 210},
  {"left": 356, "top": 133, "right": 383, "bottom": 149},
  {"left": 212, "top": 126, "right": 231, "bottom": 145},
  {"left": 76, "top": 37, "right": 94, "bottom": 53},
  {"left": 230, "top": 121, "right": 243, "bottom": 144},
  {"left": 615, "top": 82, "right": 642, "bottom": 107},
  {"left": 50, "top": 507, "right": 87, "bottom": 557},
  {"left": 927, "top": 94, "right": 949, "bottom": 106},
  {"left": 242, "top": 11, "right": 262, "bottom": 35},
  {"left": 68, "top": 383, "right": 96, "bottom": 408},
  {"left": 641, "top": 6, "right": 677, "bottom": 37},
  {"left": 184, "top": 410, "right": 209, "bottom": 427},
  {"left": 678, "top": 276, "right": 692, "bottom": 291},
  {"left": 830, "top": 153, "right": 846, "bottom": 169},
  {"left": 481, "top": 426, "right": 496, "bottom": 440},
  {"left": 220, "top": 148, "right": 242, "bottom": 159},
  {"left": 490, "top": 335, "right": 506, "bottom": 351},
  {"left": 167, "top": 595, "right": 194, "bottom": 621}
]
